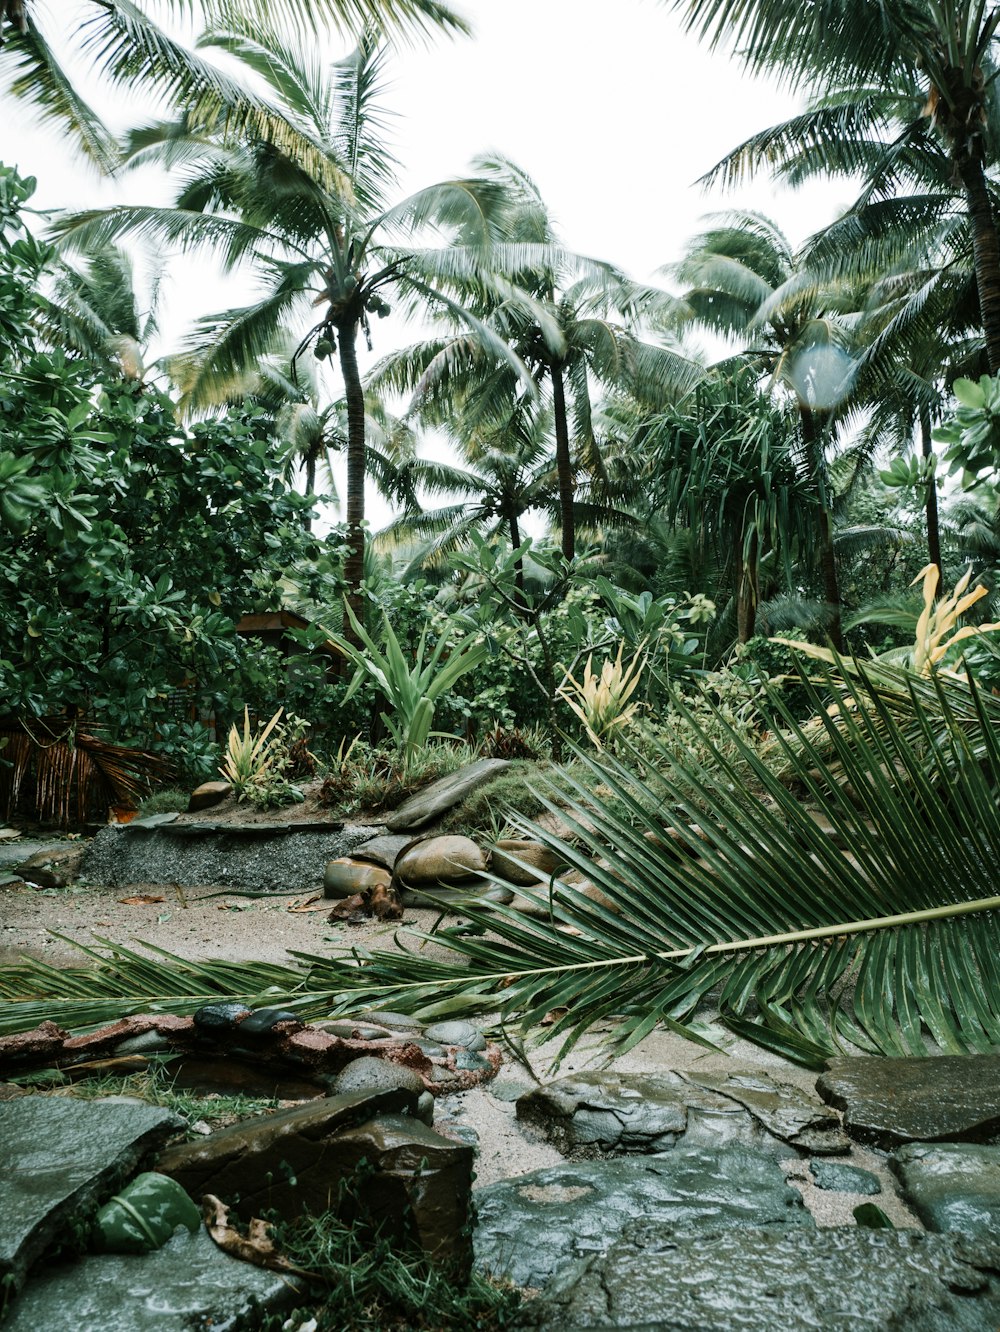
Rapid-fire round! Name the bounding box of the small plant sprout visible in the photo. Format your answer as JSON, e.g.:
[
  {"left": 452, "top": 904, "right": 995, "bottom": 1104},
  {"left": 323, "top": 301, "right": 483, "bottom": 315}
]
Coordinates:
[
  {"left": 557, "top": 642, "right": 647, "bottom": 749},
  {"left": 911, "top": 563, "right": 1000, "bottom": 677}
]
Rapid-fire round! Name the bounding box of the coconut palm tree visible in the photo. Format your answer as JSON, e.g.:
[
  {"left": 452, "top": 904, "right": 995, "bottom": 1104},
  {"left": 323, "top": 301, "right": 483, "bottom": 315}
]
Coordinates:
[
  {"left": 0, "top": 0, "right": 467, "bottom": 170},
  {"left": 371, "top": 155, "right": 701, "bottom": 562},
  {"left": 669, "top": 0, "right": 1000, "bottom": 371},
  {"left": 53, "top": 27, "right": 513, "bottom": 636},
  {"left": 669, "top": 211, "right": 857, "bottom": 646}
]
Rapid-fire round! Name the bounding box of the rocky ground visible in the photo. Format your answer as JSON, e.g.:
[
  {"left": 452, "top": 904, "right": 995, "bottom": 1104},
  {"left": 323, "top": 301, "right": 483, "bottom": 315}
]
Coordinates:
[{"left": 3, "top": 766, "right": 1000, "bottom": 1330}]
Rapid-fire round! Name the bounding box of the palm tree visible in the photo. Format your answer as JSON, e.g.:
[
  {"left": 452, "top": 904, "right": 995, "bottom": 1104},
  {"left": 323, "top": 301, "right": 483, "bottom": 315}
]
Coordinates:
[
  {"left": 45, "top": 241, "right": 160, "bottom": 380},
  {"left": 0, "top": 0, "right": 467, "bottom": 170},
  {"left": 371, "top": 155, "right": 701, "bottom": 562},
  {"left": 669, "top": 0, "right": 1000, "bottom": 371},
  {"left": 669, "top": 211, "right": 857, "bottom": 646},
  {"left": 53, "top": 28, "right": 511, "bottom": 636}
]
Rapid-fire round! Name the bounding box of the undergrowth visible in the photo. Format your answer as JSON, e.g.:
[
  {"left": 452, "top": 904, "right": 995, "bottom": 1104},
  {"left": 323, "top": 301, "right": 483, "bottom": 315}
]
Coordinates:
[{"left": 262, "top": 1208, "right": 520, "bottom": 1332}]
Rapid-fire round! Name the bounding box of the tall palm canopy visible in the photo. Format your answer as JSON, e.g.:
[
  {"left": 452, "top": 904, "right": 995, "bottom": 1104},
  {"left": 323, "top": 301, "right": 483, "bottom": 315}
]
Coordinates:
[
  {"left": 669, "top": 0, "right": 1000, "bottom": 371},
  {"left": 0, "top": 0, "right": 468, "bottom": 170},
  {"left": 54, "top": 28, "right": 518, "bottom": 631}
]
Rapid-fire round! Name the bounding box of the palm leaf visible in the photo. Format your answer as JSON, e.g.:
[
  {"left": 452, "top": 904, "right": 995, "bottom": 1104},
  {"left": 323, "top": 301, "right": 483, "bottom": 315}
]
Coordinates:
[{"left": 4, "top": 668, "right": 1000, "bottom": 1067}]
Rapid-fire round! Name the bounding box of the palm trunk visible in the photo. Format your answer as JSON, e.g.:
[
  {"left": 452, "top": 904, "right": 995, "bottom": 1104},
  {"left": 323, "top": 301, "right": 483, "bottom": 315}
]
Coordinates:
[
  {"left": 302, "top": 448, "right": 317, "bottom": 533},
  {"left": 736, "top": 527, "right": 759, "bottom": 643},
  {"left": 337, "top": 317, "right": 366, "bottom": 649},
  {"left": 957, "top": 152, "right": 1000, "bottom": 375},
  {"left": 919, "top": 404, "right": 942, "bottom": 588},
  {"left": 509, "top": 511, "right": 526, "bottom": 601},
  {"left": 550, "top": 361, "right": 575, "bottom": 561},
  {"left": 800, "top": 406, "right": 844, "bottom": 652}
]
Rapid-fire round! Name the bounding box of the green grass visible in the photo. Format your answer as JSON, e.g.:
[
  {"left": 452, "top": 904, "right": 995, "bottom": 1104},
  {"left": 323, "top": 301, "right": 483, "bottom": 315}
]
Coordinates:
[
  {"left": 15, "top": 1060, "right": 285, "bottom": 1134},
  {"left": 261, "top": 1208, "right": 520, "bottom": 1332},
  {"left": 136, "top": 787, "right": 191, "bottom": 817}
]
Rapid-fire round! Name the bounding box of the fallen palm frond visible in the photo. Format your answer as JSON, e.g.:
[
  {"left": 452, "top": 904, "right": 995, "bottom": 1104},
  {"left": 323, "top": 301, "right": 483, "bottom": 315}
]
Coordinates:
[
  {"left": 3, "top": 667, "right": 1000, "bottom": 1068},
  {"left": 0, "top": 718, "right": 171, "bottom": 825}
]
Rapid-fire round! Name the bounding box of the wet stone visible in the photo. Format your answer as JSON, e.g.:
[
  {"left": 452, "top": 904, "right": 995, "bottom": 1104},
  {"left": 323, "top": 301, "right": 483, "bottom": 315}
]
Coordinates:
[
  {"left": 236, "top": 1007, "right": 303, "bottom": 1037},
  {"left": 4, "top": 1224, "right": 298, "bottom": 1332},
  {"left": 424, "top": 1020, "right": 486, "bottom": 1051},
  {"left": 891, "top": 1143, "right": 1000, "bottom": 1234},
  {"left": 192, "top": 1002, "right": 251, "bottom": 1034},
  {"left": 0, "top": 1096, "right": 181, "bottom": 1297},
  {"left": 455, "top": 1050, "right": 491, "bottom": 1073},
  {"left": 331, "top": 1056, "right": 426, "bottom": 1096},
  {"left": 385, "top": 759, "right": 511, "bottom": 831},
  {"left": 517, "top": 1223, "right": 1000, "bottom": 1332},
  {"left": 516, "top": 1069, "right": 846, "bottom": 1159},
  {"left": 810, "top": 1161, "right": 882, "bottom": 1194},
  {"left": 475, "top": 1145, "right": 811, "bottom": 1289},
  {"left": 817, "top": 1055, "right": 1000, "bottom": 1148}
]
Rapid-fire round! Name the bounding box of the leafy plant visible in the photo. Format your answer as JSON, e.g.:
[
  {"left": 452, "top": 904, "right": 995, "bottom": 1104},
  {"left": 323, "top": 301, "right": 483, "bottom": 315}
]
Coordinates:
[
  {"left": 220, "top": 707, "right": 286, "bottom": 799},
  {"left": 323, "top": 605, "right": 491, "bottom": 774},
  {"left": 556, "top": 642, "right": 647, "bottom": 749}
]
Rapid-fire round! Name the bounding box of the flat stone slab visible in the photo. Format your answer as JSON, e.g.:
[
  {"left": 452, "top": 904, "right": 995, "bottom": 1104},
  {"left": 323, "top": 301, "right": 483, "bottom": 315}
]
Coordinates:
[
  {"left": 517, "top": 1223, "right": 1000, "bottom": 1331},
  {"left": 474, "top": 1145, "right": 811, "bottom": 1288},
  {"left": 81, "top": 824, "right": 379, "bottom": 891},
  {"left": 891, "top": 1143, "right": 1000, "bottom": 1234},
  {"left": 0, "top": 1096, "right": 181, "bottom": 1295},
  {"left": 516, "top": 1069, "right": 847, "bottom": 1158},
  {"left": 4, "top": 1225, "right": 299, "bottom": 1331},
  {"left": 385, "top": 760, "right": 510, "bottom": 831},
  {"left": 351, "top": 833, "right": 415, "bottom": 870},
  {"left": 817, "top": 1056, "right": 1000, "bottom": 1148}
]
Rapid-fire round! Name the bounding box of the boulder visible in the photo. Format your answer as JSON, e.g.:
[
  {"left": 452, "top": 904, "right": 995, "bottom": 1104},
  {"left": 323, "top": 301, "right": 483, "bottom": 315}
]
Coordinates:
[
  {"left": 385, "top": 759, "right": 510, "bottom": 831},
  {"left": 810, "top": 1161, "right": 881, "bottom": 1195},
  {"left": 155, "top": 1090, "right": 473, "bottom": 1266},
  {"left": 187, "top": 781, "right": 233, "bottom": 812},
  {"left": 517, "top": 1222, "right": 1000, "bottom": 1331},
  {"left": 891, "top": 1143, "right": 1000, "bottom": 1234},
  {"left": 490, "top": 840, "right": 565, "bottom": 886},
  {"left": 350, "top": 833, "right": 416, "bottom": 871},
  {"left": 395, "top": 835, "right": 487, "bottom": 886},
  {"left": 4, "top": 1225, "right": 299, "bottom": 1332},
  {"left": 475, "top": 1145, "right": 811, "bottom": 1288},
  {"left": 323, "top": 857, "right": 392, "bottom": 899},
  {"left": 516, "top": 1069, "right": 847, "bottom": 1159},
  {"left": 817, "top": 1055, "right": 1000, "bottom": 1149},
  {"left": 0, "top": 1095, "right": 181, "bottom": 1297}
]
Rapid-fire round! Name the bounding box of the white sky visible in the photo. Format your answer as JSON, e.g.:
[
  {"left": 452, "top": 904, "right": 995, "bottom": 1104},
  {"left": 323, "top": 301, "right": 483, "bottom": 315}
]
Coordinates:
[{"left": 2, "top": 0, "right": 854, "bottom": 527}]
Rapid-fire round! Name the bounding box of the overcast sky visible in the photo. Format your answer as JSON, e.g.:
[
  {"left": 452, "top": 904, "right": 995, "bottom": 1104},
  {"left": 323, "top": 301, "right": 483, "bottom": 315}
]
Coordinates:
[{"left": 3, "top": 0, "right": 853, "bottom": 525}]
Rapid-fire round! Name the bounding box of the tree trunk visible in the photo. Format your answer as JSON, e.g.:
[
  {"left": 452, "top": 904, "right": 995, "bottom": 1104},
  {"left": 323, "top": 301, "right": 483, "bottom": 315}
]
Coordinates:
[
  {"left": 550, "top": 360, "right": 575, "bottom": 561},
  {"left": 509, "top": 511, "right": 526, "bottom": 601},
  {"left": 337, "top": 317, "right": 366, "bottom": 650},
  {"left": 736, "top": 526, "right": 759, "bottom": 643},
  {"left": 919, "top": 403, "right": 942, "bottom": 589},
  {"left": 800, "top": 406, "right": 844, "bottom": 651},
  {"left": 957, "top": 151, "right": 1000, "bottom": 375}
]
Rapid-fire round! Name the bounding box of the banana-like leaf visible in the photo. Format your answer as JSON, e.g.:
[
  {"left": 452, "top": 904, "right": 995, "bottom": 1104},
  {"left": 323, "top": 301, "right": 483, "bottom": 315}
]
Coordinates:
[{"left": 3, "top": 667, "right": 1000, "bottom": 1067}]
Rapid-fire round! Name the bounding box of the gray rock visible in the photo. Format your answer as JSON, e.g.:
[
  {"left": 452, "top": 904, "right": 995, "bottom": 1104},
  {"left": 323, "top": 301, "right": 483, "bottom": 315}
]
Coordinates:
[
  {"left": 516, "top": 1070, "right": 846, "bottom": 1159},
  {"left": 891, "top": 1143, "right": 1000, "bottom": 1234},
  {"left": 0, "top": 1096, "right": 181, "bottom": 1297},
  {"left": 810, "top": 1161, "right": 881, "bottom": 1194},
  {"left": 351, "top": 833, "right": 415, "bottom": 870},
  {"left": 475, "top": 1145, "right": 811, "bottom": 1288},
  {"left": 332, "top": 1056, "right": 426, "bottom": 1096},
  {"left": 817, "top": 1055, "right": 1000, "bottom": 1149},
  {"left": 111, "top": 1031, "right": 173, "bottom": 1056},
  {"left": 4, "top": 1224, "right": 299, "bottom": 1332},
  {"left": 385, "top": 759, "right": 511, "bottom": 831},
  {"left": 423, "top": 1020, "right": 486, "bottom": 1051},
  {"left": 401, "top": 883, "right": 513, "bottom": 907},
  {"left": 517, "top": 1222, "right": 1000, "bottom": 1331},
  {"left": 456, "top": 1050, "right": 491, "bottom": 1072},
  {"left": 416, "top": 1091, "right": 435, "bottom": 1126},
  {"left": 155, "top": 1090, "right": 472, "bottom": 1266}
]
